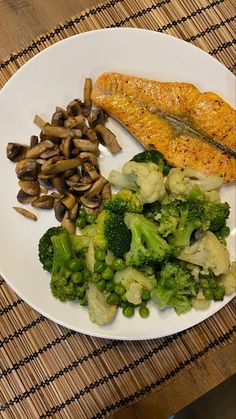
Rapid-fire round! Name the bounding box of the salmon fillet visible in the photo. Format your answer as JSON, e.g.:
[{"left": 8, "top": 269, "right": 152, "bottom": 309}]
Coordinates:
[{"left": 91, "top": 72, "right": 236, "bottom": 182}]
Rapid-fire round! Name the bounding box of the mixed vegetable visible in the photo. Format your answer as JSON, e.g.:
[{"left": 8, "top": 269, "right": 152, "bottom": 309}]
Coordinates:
[{"left": 38, "top": 150, "right": 236, "bottom": 325}]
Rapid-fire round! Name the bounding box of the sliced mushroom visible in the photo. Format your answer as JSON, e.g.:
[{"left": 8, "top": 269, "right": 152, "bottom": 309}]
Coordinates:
[
  {"left": 18, "top": 180, "right": 40, "bottom": 196},
  {"left": 73, "top": 139, "right": 99, "bottom": 153},
  {"left": 6, "top": 143, "right": 29, "bottom": 162},
  {"left": 69, "top": 183, "right": 92, "bottom": 193},
  {"left": 79, "top": 152, "right": 98, "bottom": 166},
  {"left": 61, "top": 193, "right": 76, "bottom": 210},
  {"left": 101, "top": 182, "right": 112, "bottom": 200},
  {"left": 17, "top": 189, "right": 35, "bottom": 204},
  {"left": 83, "top": 127, "right": 97, "bottom": 142},
  {"left": 41, "top": 156, "right": 81, "bottom": 175},
  {"left": 85, "top": 176, "right": 108, "bottom": 198},
  {"left": 42, "top": 125, "right": 74, "bottom": 139},
  {"left": 82, "top": 78, "right": 92, "bottom": 116},
  {"left": 51, "top": 109, "right": 67, "bottom": 126},
  {"left": 31, "top": 194, "right": 55, "bottom": 209},
  {"left": 64, "top": 114, "right": 85, "bottom": 129},
  {"left": 26, "top": 140, "right": 55, "bottom": 159},
  {"left": 88, "top": 108, "right": 108, "bottom": 127},
  {"left": 30, "top": 136, "right": 38, "bottom": 149},
  {"left": 80, "top": 194, "right": 101, "bottom": 209},
  {"left": 95, "top": 124, "right": 122, "bottom": 153},
  {"left": 68, "top": 201, "right": 79, "bottom": 221},
  {"left": 53, "top": 177, "right": 67, "bottom": 193},
  {"left": 66, "top": 99, "right": 82, "bottom": 116},
  {"left": 61, "top": 211, "right": 76, "bottom": 234},
  {"left": 51, "top": 192, "right": 64, "bottom": 199},
  {"left": 60, "top": 137, "right": 71, "bottom": 159},
  {"left": 40, "top": 147, "right": 59, "bottom": 159},
  {"left": 16, "top": 159, "right": 38, "bottom": 180},
  {"left": 39, "top": 175, "right": 54, "bottom": 190},
  {"left": 13, "top": 207, "right": 37, "bottom": 221},
  {"left": 61, "top": 168, "right": 77, "bottom": 179},
  {"left": 54, "top": 200, "right": 66, "bottom": 222},
  {"left": 83, "top": 162, "right": 99, "bottom": 181},
  {"left": 66, "top": 174, "right": 81, "bottom": 183},
  {"left": 34, "top": 114, "right": 46, "bottom": 129}
]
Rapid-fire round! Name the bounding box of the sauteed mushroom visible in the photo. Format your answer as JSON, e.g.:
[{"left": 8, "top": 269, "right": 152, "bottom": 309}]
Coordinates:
[
  {"left": 16, "top": 159, "right": 38, "bottom": 180},
  {"left": 18, "top": 180, "right": 40, "bottom": 196},
  {"left": 8, "top": 78, "right": 117, "bottom": 224},
  {"left": 6, "top": 143, "right": 29, "bottom": 162}
]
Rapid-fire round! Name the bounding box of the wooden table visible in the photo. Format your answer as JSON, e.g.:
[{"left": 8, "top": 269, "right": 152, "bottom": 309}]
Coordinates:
[{"left": 0, "top": 1, "right": 235, "bottom": 418}]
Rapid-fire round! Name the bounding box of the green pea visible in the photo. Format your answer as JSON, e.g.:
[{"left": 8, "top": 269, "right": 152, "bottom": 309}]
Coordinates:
[
  {"left": 112, "top": 258, "right": 125, "bottom": 271},
  {"left": 79, "top": 207, "right": 86, "bottom": 217},
  {"left": 122, "top": 305, "right": 135, "bottom": 318},
  {"left": 76, "top": 217, "right": 87, "bottom": 229},
  {"left": 96, "top": 279, "right": 106, "bottom": 291},
  {"left": 86, "top": 214, "right": 97, "bottom": 224},
  {"left": 94, "top": 261, "right": 106, "bottom": 273},
  {"left": 102, "top": 267, "right": 114, "bottom": 280},
  {"left": 71, "top": 271, "right": 83, "bottom": 284},
  {"left": 213, "top": 286, "right": 225, "bottom": 301},
  {"left": 94, "top": 248, "right": 107, "bottom": 262},
  {"left": 106, "top": 293, "right": 120, "bottom": 305},
  {"left": 219, "top": 226, "right": 230, "bottom": 238},
  {"left": 83, "top": 268, "right": 92, "bottom": 282},
  {"left": 61, "top": 268, "right": 71, "bottom": 280},
  {"left": 92, "top": 272, "right": 101, "bottom": 283},
  {"left": 203, "top": 288, "right": 213, "bottom": 300},
  {"left": 163, "top": 277, "right": 175, "bottom": 290},
  {"left": 139, "top": 304, "right": 150, "bottom": 318},
  {"left": 68, "top": 258, "right": 85, "bottom": 272},
  {"left": 114, "top": 283, "right": 126, "bottom": 296},
  {"left": 209, "top": 278, "right": 218, "bottom": 289},
  {"left": 141, "top": 289, "right": 151, "bottom": 301},
  {"left": 76, "top": 285, "right": 86, "bottom": 298},
  {"left": 105, "top": 281, "right": 114, "bottom": 292},
  {"left": 79, "top": 296, "right": 88, "bottom": 306}
]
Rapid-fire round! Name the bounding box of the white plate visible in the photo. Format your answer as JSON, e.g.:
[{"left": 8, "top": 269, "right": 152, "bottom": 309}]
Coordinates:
[{"left": 0, "top": 28, "right": 235, "bottom": 340}]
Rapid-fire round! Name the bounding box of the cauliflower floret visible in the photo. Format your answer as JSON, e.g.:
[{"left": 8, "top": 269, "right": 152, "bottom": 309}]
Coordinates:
[
  {"left": 114, "top": 266, "right": 157, "bottom": 305},
  {"left": 192, "top": 290, "right": 211, "bottom": 310},
  {"left": 178, "top": 231, "right": 230, "bottom": 276},
  {"left": 122, "top": 161, "right": 165, "bottom": 203},
  {"left": 165, "top": 167, "right": 224, "bottom": 199},
  {"left": 219, "top": 261, "right": 236, "bottom": 295},
  {"left": 87, "top": 282, "right": 117, "bottom": 325}
]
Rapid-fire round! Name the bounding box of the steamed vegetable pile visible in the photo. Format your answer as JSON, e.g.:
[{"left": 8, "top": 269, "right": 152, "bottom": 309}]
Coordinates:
[{"left": 38, "top": 151, "right": 236, "bottom": 325}]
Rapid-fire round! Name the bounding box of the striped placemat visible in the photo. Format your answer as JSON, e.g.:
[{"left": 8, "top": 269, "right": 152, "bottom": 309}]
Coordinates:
[{"left": 0, "top": 0, "right": 235, "bottom": 417}]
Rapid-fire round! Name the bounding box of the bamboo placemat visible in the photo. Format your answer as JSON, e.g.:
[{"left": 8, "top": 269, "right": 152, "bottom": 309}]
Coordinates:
[{"left": 0, "top": 0, "right": 235, "bottom": 417}]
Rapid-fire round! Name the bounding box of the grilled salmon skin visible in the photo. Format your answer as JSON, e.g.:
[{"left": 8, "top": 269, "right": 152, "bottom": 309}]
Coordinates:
[{"left": 91, "top": 72, "right": 236, "bottom": 182}]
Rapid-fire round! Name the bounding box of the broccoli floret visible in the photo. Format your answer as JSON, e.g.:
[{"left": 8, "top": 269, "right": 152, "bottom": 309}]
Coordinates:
[
  {"left": 156, "top": 201, "right": 182, "bottom": 237},
  {"left": 151, "top": 261, "right": 197, "bottom": 314},
  {"left": 143, "top": 201, "right": 161, "bottom": 220},
  {"left": 50, "top": 231, "right": 87, "bottom": 302},
  {"left": 168, "top": 200, "right": 208, "bottom": 248},
  {"left": 38, "top": 226, "right": 65, "bottom": 272},
  {"left": 124, "top": 213, "right": 172, "bottom": 267},
  {"left": 69, "top": 234, "right": 90, "bottom": 254},
  {"left": 204, "top": 201, "right": 230, "bottom": 231},
  {"left": 131, "top": 150, "right": 171, "bottom": 174},
  {"left": 188, "top": 185, "right": 230, "bottom": 232},
  {"left": 103, "top": 189, "right": 143, "bottom": 215},
  {"left": 94, "top": 210, "right": 131, "bottom": 258}
]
